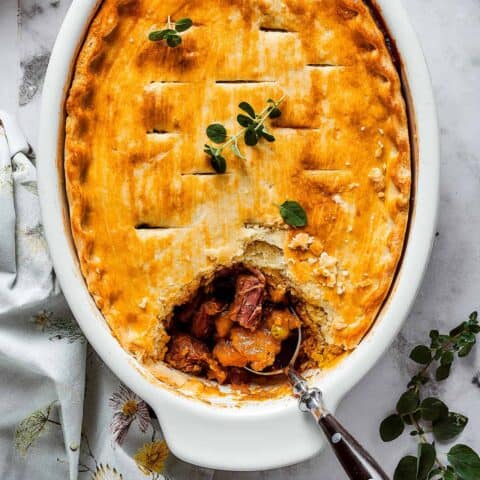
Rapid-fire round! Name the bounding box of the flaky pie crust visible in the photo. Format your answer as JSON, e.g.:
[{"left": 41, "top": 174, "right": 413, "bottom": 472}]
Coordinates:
[{"left": 65, "top": 0, "right": 411, "bottom": 374}]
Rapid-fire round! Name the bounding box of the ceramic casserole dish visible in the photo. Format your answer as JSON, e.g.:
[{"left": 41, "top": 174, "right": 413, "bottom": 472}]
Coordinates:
[{"left": 37, "top": 0, "right": 438, "bottom": 471}]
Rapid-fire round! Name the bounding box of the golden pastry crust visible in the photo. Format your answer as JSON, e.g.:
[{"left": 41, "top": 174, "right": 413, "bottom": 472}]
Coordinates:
[{"left": 65, "top": 0, "right": 410, "bottom": 370}]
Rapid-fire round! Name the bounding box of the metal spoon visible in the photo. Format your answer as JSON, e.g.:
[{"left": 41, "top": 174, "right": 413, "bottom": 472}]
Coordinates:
[{"left": 246, "top": 306, "right": 390, "bottom": 480}]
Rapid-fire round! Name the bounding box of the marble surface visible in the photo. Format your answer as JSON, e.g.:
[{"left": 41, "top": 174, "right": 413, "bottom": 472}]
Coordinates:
[{"left": 1, "top": 0, "right": 479, "bottom": 477}]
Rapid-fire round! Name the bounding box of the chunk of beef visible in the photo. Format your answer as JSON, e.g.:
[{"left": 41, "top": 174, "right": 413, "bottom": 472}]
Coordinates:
[
  {"left": 225, "top": 268, "right": 265, "bottom": 331},
  {"left": 230, "top": 326, "right": 281, "bottom": 371},
  {"left": 190, "top": 299, "right": 224, "bottom": 339},
  {"left": 165, "top": 333, "right": 226, "bottom": 383}
]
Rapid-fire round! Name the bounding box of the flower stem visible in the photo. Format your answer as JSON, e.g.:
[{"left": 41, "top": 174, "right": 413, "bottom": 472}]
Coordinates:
[{"left": 410, "top": 413, "right": 446, "bottom": 471}]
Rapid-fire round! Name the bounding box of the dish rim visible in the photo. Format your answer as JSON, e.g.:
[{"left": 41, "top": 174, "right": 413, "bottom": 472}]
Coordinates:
[{"left": 37, "top": 0, "right": 439, "bottom": 470}]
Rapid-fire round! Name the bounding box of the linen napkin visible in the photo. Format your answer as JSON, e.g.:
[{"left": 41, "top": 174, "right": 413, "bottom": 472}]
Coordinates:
[{"left": 0, "top": 110, "right": 59, "bottom": 311}]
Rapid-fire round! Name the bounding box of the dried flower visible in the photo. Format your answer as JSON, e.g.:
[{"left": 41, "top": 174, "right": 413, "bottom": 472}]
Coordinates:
[
  {"left": 109, "top": 384, "right": 150, "bottom": 444},
  {"left": 14, "top": 402, "right": 56, "bottom": 454},
  {"left": 91, "top": 464, "right": 124, "bottom": 480},
  {"left": 134, "top": 440, "right": 170, "bottom": 475}
]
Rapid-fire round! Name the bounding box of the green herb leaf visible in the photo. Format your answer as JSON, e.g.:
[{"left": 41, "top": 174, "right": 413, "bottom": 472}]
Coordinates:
[
  {"left": 175, "top": 18, "right": 193, "bottom": 32},
  {"left": 210, "top": 154, "right": 227, "bottom": 174},
  {"left": 441, "top": 351, "right": 454, "bottom": 366},
  {"left": 269, "top": 107, "right": 282, "bottom": 119},
  {"left": 239, "top": 102, "right": 256, "bottom": 119},
  {"left": 149, "top": 29, "right": 176, "bottom": 41},
  {"left": 166, "top": 34, "right": 182, "bottom": 48},
  {"left": 380, "top": 414, "right": 405, "bottom": 442},
  {"left": 410, "top": 345, "right": 432, "bottom": 364},
  {"left": 279, "top": 200, "right": 308, "bottom": 228},
  {"left": 396, "top": 390, "right": 420, "bottom": 415},
  {"left": 457, "top": 331, "right": 476, "bottom": 357},
  {"left": 244, "top": 129, "right": 259, "bottom": 146},
  {"left": 458, "top": 343, "right": 475, "bottom": 357},
  {"left": 432, "top": 412, "right": 468, "bottom": 441},
  {"left": 460, "top": 331, "right": 476, "bottom": 344},
  {"left": 417, "top": 443, "right": 436, "bottom": 480},
  {"left": 148, "top": 30, "right": 164, "bottom": 41},
  {"left": 260, "top": 130, "right": 275, "bottom": 142},
  {"left": 443, "top": 469, "right": 458, "bottom": 480},
  {"left": 420, "top": 398, "right": 448, "bottom": 422},
  {"left": 394, "top": 456, "right": 417, "bottom": 480},
  {"left": 435, "top": 363, "right": 451, "bottom": 381},
  {"left": 430, "top": 329, "right": 439, "bottom": 339},
  {"left": 447, "top": 444, "right": 480, "bottom": 479},
  {"left": 429, "top": 330, "right": 440, "bottom": 348},
  {"left": 207, "top": 124, "right": 228, "bottom": 144},
  {"left": 237, "top": 114, "right": 254, "bottom": 128},
  {"left": 450, "top": 322, "right": 467, "bottom": 337}
]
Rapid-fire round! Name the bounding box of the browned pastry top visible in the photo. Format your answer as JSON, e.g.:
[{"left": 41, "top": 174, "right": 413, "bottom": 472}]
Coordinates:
[{"left": 65, "top": 0, "right": 411, "bottom": 374}]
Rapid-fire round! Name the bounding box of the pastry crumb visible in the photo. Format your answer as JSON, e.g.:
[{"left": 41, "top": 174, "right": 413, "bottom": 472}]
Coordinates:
[
  {"left": 288, "top": 233, "right": 314, "bottom": 251},
  {"left": 316, "top": 252, "right": 338, "bottom": 287}
]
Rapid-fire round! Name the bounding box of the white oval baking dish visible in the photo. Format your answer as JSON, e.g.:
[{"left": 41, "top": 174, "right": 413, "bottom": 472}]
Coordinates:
[{"left": 37, "top": 0, "right": 438, "bottom": 471}]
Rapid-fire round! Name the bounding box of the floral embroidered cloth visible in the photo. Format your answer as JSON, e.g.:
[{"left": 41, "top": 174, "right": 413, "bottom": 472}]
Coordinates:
[{"left": 0, "top": 111, "right": 214, "bottom": 480}]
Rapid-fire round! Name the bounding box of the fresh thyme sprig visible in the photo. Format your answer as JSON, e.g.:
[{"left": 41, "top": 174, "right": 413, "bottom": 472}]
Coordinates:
[
  {"left": 380, "top": 312, "right": 480, "bottom": 480},
  {"left": 148, "top": 17, "right": 193, "bottom": 48},
  {"left": 204, "top": 96, "right": 285, "bottom": 173}
]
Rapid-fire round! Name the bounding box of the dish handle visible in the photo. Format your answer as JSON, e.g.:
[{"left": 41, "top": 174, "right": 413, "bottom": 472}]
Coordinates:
[{"left": 149, "top": 393, "right": 327, "bottom": 471}]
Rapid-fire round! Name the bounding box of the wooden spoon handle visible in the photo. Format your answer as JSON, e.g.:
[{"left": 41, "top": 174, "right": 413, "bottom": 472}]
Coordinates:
[{"left": 318, "top": 413, "right": 389, "bottom": 480}]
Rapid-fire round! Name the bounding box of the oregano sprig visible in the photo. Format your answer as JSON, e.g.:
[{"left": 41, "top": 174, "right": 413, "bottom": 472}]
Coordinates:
[
  {"left": 148, "top": 17, "right": 193, "bottom": 48},
  {"left": 380, "top": 312, "right": 480, "bottom": 480},
  {"left": 204, "top": 96, "right": 285, "bottom": 173}
]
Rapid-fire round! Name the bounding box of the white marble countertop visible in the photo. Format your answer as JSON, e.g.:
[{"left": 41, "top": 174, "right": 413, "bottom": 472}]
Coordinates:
[{"left": 1, "top": 0, "right": 479, "bottom": 478}]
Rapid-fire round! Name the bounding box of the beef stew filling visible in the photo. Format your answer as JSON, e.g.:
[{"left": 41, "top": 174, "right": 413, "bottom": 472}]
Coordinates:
[{"left": 164, "top": 265, "right": 301, "bottom": 385}]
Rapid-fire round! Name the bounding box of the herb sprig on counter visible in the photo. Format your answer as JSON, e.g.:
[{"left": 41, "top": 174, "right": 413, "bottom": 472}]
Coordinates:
[
  {"left": 148, "top": 17, "right": 193, "bottom": 48},
  {"left": 204, "top": 96, "right": 285, "bottom": 173},
  {"left": 380, "top": 312, "right": 480, "bottom": 480}
]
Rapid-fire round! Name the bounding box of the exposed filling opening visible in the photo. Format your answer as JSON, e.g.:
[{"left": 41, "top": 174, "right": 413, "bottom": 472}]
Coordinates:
[{"left": 164, "top": 264, "right": 307, "bottom": 385}]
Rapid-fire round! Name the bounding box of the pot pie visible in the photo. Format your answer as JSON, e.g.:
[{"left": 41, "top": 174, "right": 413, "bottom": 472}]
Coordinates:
[{"left": 65, "top": 0, "right": 411, "bottom": 386}]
